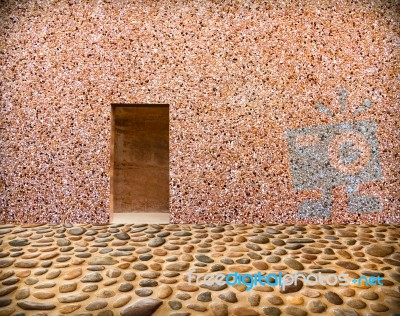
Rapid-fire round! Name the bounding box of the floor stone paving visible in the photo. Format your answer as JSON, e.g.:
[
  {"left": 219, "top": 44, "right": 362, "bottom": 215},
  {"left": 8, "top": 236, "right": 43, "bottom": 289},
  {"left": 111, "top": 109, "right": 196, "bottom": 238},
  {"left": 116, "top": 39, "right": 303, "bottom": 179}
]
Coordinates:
[{"left": 0, "top": 224, "right": 399, "bottom": 316}]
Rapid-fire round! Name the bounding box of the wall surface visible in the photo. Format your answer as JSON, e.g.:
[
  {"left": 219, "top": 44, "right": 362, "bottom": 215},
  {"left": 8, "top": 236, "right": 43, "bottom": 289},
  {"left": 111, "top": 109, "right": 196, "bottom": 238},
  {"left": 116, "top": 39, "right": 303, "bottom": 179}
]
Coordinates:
[{"left": 0, "top": 0, "right": 399, "bottom": 224}]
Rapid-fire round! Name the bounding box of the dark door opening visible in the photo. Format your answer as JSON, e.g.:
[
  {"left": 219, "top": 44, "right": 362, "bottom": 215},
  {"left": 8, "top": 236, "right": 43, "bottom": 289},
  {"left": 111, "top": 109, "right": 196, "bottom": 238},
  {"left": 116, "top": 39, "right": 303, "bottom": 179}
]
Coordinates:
[{"left": 111, "top": 104, "right": 169, "bottom": 213}]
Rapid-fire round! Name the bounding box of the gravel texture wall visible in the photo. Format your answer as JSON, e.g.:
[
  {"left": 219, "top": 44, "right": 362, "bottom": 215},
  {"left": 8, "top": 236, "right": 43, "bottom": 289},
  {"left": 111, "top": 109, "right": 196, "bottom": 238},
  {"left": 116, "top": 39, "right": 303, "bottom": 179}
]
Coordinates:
[{"left": 0, "top": 1, "right": 399, "bottom": 224}]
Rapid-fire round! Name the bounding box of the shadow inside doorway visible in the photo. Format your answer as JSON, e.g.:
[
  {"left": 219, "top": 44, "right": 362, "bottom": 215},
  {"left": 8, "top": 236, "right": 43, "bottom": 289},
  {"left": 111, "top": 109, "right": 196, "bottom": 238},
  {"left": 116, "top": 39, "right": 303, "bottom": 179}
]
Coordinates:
[{"left": 111, "top": 104, "right": 169, "bottom": 214}]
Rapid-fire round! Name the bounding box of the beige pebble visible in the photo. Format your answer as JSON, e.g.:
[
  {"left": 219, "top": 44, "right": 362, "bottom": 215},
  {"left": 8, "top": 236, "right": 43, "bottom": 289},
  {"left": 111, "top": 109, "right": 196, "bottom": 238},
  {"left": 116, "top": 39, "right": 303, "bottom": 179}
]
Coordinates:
[
  {"left": 112, "top": 295, "right": 132, "bottom": 308},
  {"left": 64, "top": 268, "right": 82, "bottom": 280},
  {"left": 157, "top": 284, "right": 173, "bottom": 299},
  {"left": 287, "top": 296, "right": 304, "bottom": 305},
  {"left": 59, "top": 304, "right": 81, "bottom": 314}
]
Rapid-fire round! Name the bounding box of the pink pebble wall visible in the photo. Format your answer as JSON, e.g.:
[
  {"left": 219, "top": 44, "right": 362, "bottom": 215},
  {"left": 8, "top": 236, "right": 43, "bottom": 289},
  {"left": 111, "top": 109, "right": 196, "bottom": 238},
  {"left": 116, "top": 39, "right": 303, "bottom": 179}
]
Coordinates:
[{"left": 0, "top": 0, "right": 399, "bottom": 224}]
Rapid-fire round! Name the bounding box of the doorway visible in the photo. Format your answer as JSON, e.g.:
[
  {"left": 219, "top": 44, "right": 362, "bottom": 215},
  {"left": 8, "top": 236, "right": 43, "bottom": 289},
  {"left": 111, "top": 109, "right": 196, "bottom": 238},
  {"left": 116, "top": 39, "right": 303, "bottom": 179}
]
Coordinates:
[{"left": 111, "top": 104, "right": 169, "bottom": 215}]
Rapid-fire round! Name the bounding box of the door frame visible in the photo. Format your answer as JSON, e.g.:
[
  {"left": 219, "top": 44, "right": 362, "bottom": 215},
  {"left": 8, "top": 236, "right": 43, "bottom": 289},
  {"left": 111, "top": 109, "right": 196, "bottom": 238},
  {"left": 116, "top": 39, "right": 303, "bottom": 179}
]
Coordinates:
[{"left": 110, "top": 103, "right": 169, "bottom": 221}]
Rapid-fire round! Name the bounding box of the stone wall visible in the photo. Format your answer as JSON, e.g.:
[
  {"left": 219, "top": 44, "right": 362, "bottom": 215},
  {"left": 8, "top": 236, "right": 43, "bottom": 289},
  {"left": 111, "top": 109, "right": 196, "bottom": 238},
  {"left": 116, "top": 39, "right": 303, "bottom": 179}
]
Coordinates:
[{"left": 1, "top": 1, "right": 399, "bottom": 223}]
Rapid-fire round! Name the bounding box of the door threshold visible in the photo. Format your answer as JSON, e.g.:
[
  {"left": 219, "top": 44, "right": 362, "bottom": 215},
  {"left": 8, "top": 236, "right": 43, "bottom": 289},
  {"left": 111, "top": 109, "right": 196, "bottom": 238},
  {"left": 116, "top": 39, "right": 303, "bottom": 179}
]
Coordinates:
[{"left": 112, "top": 212, "right": 169, "bottom": 224}]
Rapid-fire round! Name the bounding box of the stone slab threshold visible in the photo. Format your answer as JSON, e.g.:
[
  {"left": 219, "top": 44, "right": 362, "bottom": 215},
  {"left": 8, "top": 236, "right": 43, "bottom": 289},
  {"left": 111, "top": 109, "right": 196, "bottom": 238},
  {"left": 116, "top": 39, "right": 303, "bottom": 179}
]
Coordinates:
[{"left": 112, "top": 213, "right": 169, "bottom": 224}]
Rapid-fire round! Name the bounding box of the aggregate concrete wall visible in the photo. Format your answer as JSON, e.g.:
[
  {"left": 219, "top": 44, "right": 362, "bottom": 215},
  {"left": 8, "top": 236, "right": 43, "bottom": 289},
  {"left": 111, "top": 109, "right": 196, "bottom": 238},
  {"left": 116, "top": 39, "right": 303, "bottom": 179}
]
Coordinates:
[{"left": 0, "top": 1, "right": 399, "bottom": 223}]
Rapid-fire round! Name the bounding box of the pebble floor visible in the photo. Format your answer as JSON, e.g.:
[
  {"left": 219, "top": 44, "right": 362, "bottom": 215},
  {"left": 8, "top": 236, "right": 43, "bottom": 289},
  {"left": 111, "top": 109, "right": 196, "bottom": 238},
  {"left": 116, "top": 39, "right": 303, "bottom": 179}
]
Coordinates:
[{"left": 0, "top": 224, "right": 399, "bottom": 316}]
